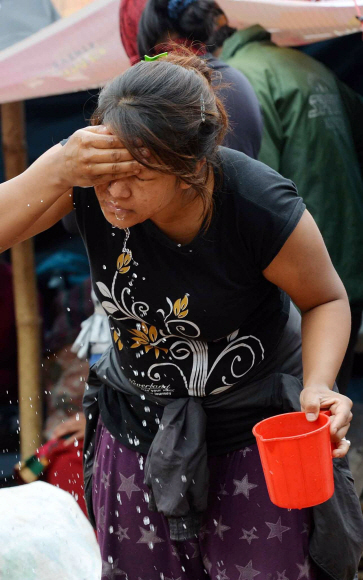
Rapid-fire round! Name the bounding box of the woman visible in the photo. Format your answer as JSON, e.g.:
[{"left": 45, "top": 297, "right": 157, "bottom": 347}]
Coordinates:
[
  {"left": 120, "top": 0, "right": 264, "bottom": 158},
  {"left": 0, "top": 51, "right": 360, "bottom": 579}
]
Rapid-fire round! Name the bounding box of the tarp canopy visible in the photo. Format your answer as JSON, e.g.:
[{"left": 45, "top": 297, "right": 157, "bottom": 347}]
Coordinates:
[{"left": 0, "top": 0, "right": 361, "bottom": 104}]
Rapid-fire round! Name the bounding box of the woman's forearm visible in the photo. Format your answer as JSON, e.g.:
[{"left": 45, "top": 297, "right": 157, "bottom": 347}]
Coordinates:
[
  {"left": 301, "top": 297, "right": 351, "bottom": 389},
  {"left": 0, "top": 145, "right": 70, "bottom": 251}
]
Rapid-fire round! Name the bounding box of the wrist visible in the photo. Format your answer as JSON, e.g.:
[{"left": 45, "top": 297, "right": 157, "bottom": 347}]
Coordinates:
[
  {"left": 31, "top": 144, "right": 73, "bottom": 192},
  {"left": 303, "top": 381, "right": 332, "bottom": 391}
]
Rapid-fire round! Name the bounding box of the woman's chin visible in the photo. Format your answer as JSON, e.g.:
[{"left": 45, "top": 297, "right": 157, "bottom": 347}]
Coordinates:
[{"left": 101, "top": 207, "right": 138, "bottom": 229}]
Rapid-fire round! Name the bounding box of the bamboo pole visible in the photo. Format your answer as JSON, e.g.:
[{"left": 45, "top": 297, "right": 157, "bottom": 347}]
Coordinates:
[{"left": 1, "top": 101, "right": 43, "bottom": 459}]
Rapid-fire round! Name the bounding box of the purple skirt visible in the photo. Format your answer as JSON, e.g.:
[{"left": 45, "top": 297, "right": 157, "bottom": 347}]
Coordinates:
[{"left": 92, "top": 420, "right": 317, "bottom": 580}]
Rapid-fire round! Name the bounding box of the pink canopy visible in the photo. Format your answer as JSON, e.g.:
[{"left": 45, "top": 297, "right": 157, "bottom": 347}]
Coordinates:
[{"left": 0, "top": 0, "right": 361, "bottom": 104}]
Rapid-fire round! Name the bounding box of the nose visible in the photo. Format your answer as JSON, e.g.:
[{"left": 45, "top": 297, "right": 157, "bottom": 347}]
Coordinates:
[{"left": 107, "top": 180, "right": 132, "bottom": 200}]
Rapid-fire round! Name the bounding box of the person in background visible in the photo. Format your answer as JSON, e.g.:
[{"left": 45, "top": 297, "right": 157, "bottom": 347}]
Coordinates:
[
  {"left": 120, "top": 0, "right": 264, "bottom": 158},
  {"left": 217, "top": 20, "right": 363, "bottom": 394}
]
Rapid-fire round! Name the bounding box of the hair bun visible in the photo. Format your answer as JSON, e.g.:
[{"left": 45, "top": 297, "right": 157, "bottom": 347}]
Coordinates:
[{"left": 163, "top": 44, "right": 213, "bottom": 86}]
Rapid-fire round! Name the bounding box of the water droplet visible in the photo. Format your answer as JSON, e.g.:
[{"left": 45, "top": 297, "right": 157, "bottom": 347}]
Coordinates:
[
  {"left": 181, "top": 475, "right": 187, "bottom": 482},
  {"left": 109, "top": 526, "right": 114, "bottom": 533},
  {"left": 103, "top": 265, "right": 106, "bottom": 269},
  {"left": 143, "top": 516, "right": 150, "bottom": 525}
]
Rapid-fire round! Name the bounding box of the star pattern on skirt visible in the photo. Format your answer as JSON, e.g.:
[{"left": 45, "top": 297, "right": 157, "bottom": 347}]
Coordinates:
[
  {"left": 239, "top": 447, "right": 253, "bottom": 457},
  {"left": 203, "top": 554, "right": 212, "bottom": 574},
  {"left": 219, "top": 484, "right": 229, "bottom": 496},
  {"left": 136, "top": 526, "right": 165, "bottom": 549},
  {"left": 214, "top": 515, "right": 231, "bottom": 540},
  {"left": 276, "top": 571, "right": 289, "bottom": 580},
  {"left": 235, "top": 560, "right": 260, "bottom": 580},
  {"left": 101, "top": 471, "right": 111, "bottom": 490},
  {"left": 296, "top": 557, "right": 311, "bottom": 579},
  {"left": 189, "top": 542, "right": 199, "bottom": 558},
  {"left": 115, "top": 524, "right": 130, "bottom": 543},
  {"left": 198, "top": 524, "right": 211, "bottom": 539},
  {"left": 117, "top": 472, "right": 141, "bottom": 500},
  {"left": 98, "top": 505, "right": 106, "bottom": 533},
  {"left": 216, "top": 568, "right": 230, "bottom": 580},
  {"left": 239, "top": 526, "right": 259, "bottom": 545},
  {"left": 233, "top": 474, "right": 258, "bottom": 499},
  {"left": 265, "top": 517, "right": 291, "bottom": 542},
  {"left": 171, "top": 544, "right": 180, "bottom": 560},
  {"left": 101, "top": 559, "right": 126, "bottom": 579},
  {"left": 301, "top": 522, "right": 309, "bottom": 535}
]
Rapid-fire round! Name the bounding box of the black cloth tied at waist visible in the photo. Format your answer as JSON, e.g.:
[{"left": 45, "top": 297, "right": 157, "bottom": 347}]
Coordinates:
[{"left": 82, "top": 346, "right": 363, "bottom": 580}]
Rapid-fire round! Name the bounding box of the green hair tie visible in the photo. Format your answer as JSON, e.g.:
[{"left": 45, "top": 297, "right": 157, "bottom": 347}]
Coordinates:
[{"left": 144, "top": 52, "right": 168, "bottom": 62}]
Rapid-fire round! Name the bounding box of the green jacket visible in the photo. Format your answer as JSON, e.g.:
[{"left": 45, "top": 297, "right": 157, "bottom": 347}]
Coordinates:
[{"left": 222, "top": 26, "right": 363, "bottom": 308}]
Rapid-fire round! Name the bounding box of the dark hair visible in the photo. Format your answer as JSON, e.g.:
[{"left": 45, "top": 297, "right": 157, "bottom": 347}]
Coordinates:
[
  {"left": 137, "top": 0, "right": 236, "bottom": 58},
  {"left": 92, "top": 49, "right": 228, "bottom": 228}
]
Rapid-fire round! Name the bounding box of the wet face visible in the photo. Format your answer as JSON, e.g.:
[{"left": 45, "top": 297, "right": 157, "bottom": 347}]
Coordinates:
[{"left": 94, "top": 165, "right": 191, "bottom": 230}]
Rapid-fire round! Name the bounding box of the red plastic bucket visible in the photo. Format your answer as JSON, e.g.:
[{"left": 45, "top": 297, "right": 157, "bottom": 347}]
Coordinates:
[{"left": 252, "top": 412, "right": 334, "bottom": 509}]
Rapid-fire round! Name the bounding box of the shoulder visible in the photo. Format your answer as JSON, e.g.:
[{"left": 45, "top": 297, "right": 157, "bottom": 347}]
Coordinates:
[
  {"left": 218, "top": 146, "right": 299, "bottom": 207},
  {"left": 217, "top": 147, "right": 306, "bottom": 270}
]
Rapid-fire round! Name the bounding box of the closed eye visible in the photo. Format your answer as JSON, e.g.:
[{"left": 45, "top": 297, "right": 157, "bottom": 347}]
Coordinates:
[{"left": 135, "top": 175, "right": 154, "bottom": 182}]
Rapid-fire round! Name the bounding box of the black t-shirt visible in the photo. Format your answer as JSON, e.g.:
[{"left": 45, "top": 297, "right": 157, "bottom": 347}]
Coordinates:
[{"left": 74, "top": 147, "right": 305, "bottom": 450}]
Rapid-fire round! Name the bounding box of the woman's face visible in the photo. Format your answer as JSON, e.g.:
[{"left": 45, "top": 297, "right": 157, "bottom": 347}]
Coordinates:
[{"left": 94, "top": 165, "right": 190, "bottom": 230}]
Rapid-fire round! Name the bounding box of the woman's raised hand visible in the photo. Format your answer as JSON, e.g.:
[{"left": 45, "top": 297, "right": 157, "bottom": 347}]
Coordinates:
[{"left": 57, "top": 125, "right": 144, "bottom": 188}]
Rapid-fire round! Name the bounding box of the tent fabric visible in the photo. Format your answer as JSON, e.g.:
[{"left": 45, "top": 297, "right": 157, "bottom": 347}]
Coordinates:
[
  {"left": 0, "top": 0, "right": 60, "bottom": 51},
  {"left": 0, "top": 0, "right": 362, "bottom": 104},
  {"left": 0, "top": 481, "right": 101, "bottom": 580}
]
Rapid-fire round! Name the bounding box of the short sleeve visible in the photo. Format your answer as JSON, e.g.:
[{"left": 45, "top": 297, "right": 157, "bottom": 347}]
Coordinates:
[
  {"left": 220, "top": 148, "right": 306, "bottom": 272},
  {"left": 248, "top": 175, "right": 305, "bottom": 271}
]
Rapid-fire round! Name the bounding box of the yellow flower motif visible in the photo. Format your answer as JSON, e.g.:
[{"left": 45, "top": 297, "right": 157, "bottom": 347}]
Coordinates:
[
  {"left": 173, "top": 295, "right": 188, "bottom": 318},
  {"left": 117, "top": 252, "right": 132, "bottom": 274},
  {"left": 129, "top": 322, "right": 168, "bottom": 359},
  {"left": 113, "top": 329, "right": 123, "bottom": 351}
]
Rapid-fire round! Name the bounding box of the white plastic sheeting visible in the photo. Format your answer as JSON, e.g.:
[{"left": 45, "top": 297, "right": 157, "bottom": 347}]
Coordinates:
[{"left": 0, "top": 481, "right": 101, "bottom": 580}]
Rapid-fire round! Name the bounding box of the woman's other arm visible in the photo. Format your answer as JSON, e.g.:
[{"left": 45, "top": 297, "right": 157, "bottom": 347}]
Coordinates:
[
  {"left": 0, "top": 126, "right": 142, "bottom": 252},
  {"left": 263, "top": 210, "right": 352, "bottom": 457}
]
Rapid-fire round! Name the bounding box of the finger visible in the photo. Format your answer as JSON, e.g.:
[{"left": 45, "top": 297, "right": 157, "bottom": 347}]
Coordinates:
[
  {"left": 82, "top": 125, "right": 112, "bottom": 135},
  {"left": 92, "top": 161, "right": 141, "bottom": 175},
  {"left": 332, "top": 438, "right": 351, "bottom": 458},
  {"left": 52, "top": 424, "right": 69, "bottom": 438},
  {"left": 80, "top": 129, "right": 125, "bottom": 149},
  {"left": 330, "top": 401, "right": 353, "bottom": 435},
  {"left": 332, "top": 423, "right": 351, "bottom": 442},
  {"left": 64, "top": 431, "right": 85, "bottom": 446},
  {"left": 63, "top": 435, "right": 77, "bottom": 447},
  {"left": 87, "top": 148, "right": 135, "bottom": 164},
  {"left": 301, "top": 389, "right": 321, "bottom": 422}
]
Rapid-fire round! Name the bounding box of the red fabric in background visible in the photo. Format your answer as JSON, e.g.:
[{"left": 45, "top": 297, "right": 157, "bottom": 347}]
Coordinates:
[
  {"left": 45, "top": 441, "right": 87, "bottom": 518},
  {"left": 119, "top": 0, "right": 147, "bottom": 64}
]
